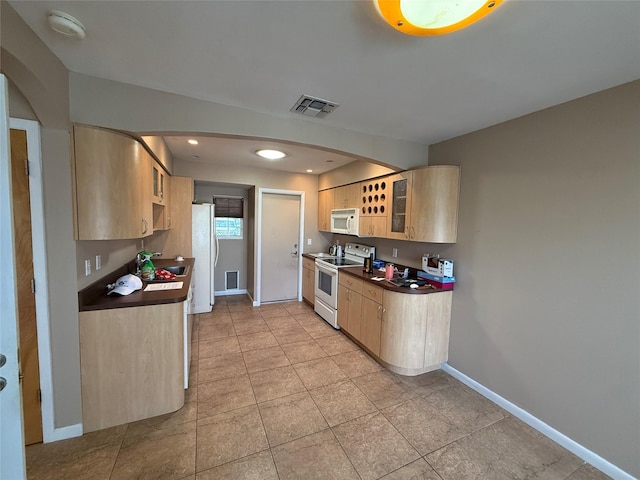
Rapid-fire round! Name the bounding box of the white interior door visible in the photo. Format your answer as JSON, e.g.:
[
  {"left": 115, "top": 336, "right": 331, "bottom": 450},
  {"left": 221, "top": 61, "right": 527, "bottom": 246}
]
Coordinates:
[
  {"left": 0, "top": 75, "right": 27, "bottom": 479},
  {"left": 260, "top": 193, "right": 301, "bottom": 303}
]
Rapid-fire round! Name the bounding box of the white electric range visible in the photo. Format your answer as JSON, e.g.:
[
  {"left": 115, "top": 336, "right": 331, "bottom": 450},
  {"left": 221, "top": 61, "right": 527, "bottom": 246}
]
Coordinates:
[{"left": 314, "top": 242, "right": 375, "bottom": 328}]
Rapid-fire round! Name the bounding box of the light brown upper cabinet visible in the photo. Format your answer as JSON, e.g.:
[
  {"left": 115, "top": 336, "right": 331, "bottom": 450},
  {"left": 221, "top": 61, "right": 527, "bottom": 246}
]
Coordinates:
[
  {"left": 72, "top": 124, "right": 153, "bottom": 240},
  {"left": 333, "top": 183, "right": 360, "bottom": 209},
  {"left": 317, "top": 189, "right": 334, "bottom": 232},
  {"left": 151, "top": 159, "right": 167, "bottom": 205},
  {"left": 386, "top": 171, "right": 414, "bottom": 240},
  {"left": 408, "top": 165, "right": 460, "bottom": 243},
  {"left": 386, "top": 166, "right": 460, "bottom": 243},
  {"left": 151, "top": 157, "right": 171, "bottom": 232},
  {"left": 359, "top": 178, "right": 389, "bottom": 237}
]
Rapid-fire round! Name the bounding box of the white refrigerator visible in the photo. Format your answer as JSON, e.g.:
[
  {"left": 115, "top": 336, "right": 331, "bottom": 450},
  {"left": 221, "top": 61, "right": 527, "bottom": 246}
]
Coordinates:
[{"left": 190, "top": 203, "right": 218, "bottom": 313}]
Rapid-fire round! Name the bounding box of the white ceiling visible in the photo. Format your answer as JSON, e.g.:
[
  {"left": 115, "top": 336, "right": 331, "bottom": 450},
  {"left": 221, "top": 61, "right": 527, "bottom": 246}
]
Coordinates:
[{"left": 9, "top": 0, "right": 640, "bottom": 174}]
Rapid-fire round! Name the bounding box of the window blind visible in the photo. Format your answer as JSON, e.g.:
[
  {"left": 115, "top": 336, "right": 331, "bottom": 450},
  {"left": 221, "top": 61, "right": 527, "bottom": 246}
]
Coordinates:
[{"left": 213, "top": 196, "right": 244, "bottom": 218}]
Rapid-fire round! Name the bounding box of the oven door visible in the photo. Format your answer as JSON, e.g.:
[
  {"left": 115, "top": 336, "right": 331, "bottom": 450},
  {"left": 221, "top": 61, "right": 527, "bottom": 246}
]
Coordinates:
[{"left": 314, "top": 261, "right": 338, "bottom": 309}]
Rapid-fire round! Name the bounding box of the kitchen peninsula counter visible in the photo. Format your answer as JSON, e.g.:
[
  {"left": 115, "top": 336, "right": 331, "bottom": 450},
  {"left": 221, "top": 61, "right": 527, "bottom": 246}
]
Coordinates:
[
  {"left": 77, "top": 257, "right": 195, "bottom": 433},
  {"left": 78, "top": 257, "right": 194, "bottom": 311},
  {"left": 336, "top": 265, "right": 453, "bottom": 376}
]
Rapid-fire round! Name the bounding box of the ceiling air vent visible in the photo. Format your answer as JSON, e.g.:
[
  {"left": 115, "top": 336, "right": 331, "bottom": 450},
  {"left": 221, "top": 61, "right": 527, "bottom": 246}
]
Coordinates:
[{"left": 290, "top": 95, "right": 339, "bottom": 118}]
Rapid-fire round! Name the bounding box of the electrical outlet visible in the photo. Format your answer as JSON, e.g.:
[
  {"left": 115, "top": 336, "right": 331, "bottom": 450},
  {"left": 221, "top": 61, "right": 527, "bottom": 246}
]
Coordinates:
[
  {"left": 307, "top": 238, "right": 312, "bottom": 246},
  {"left": 95, "top": 254, "right": 102, "bottom": 270},
  {"left": 392, "top": 248, "right": 398, "bottom": 258},
  {"left": 84, "top": 259, "right": 91, "bottom": 276}
]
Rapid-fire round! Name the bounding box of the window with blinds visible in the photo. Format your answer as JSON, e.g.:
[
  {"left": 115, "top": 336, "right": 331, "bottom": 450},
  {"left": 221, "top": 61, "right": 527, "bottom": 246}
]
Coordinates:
[
  {"left": 213, "top": 196, "right": 243, "bottom": 218},
  {"left": 213, "top": 196, "right": 244, "bottom": 239}
]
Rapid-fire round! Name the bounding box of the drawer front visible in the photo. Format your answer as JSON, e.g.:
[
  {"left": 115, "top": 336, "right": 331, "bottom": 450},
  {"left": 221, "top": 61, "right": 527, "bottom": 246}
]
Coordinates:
[
  {"left": 338, "top": 273, "right": 363, "bottom": 294},
  {"left": 303, "top": 257, "right": 315, "bottom": 270},
  {"left": 362, "top": 283, "right": 383, "bottom": 304}
]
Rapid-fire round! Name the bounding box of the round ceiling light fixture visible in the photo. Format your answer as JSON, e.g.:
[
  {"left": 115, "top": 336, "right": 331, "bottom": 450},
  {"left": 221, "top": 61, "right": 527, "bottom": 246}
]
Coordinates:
[
  {"left": 187, "top": 139, "right": 199, "bottom": 145},
  {"left": 47, "top": 10, "right": 86, "bottom": 39},
  {"left": 375, "top": 0, "right": 503, "bottom": 36},
  {"left": 256, "top": 149, "right": 286, "bottom": 160}
]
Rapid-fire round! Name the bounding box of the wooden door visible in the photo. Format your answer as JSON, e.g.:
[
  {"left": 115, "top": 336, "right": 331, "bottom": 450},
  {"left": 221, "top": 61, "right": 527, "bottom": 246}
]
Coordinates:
[{"left": 10, "top": 128, "right": 42, "bottom": 445}]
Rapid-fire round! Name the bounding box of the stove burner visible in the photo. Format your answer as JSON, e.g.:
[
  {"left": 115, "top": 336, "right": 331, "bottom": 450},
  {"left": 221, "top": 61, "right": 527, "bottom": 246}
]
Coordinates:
[{"left": 318, "top": 257, "right": 361, "bottom": 267}]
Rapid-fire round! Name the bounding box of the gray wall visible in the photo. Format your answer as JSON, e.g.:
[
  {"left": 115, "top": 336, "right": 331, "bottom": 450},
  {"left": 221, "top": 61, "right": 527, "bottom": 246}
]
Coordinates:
[
  {"left": 69, "top": 73, "right": 428, "bottom": 171},
  {"left": 428, "top": 80, "right": 640, "bottom": 477},
  {"left": 1, "top": 1, "right": 82, "bottom": 429},
  {"left": 176, "top": 158, "right": 334, "bottom": 295},
  {"left": 319, "top": 160, "right": 399, "bottom": 190},
  {"left": 194, "top": 183, "right": 249, "bottom": 293}
]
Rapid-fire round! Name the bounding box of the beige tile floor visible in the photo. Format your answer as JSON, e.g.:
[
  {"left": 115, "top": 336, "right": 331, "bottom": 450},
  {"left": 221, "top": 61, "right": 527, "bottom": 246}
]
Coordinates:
[{"left": 27, "top": 295, "right": 611, "bottom": 480}]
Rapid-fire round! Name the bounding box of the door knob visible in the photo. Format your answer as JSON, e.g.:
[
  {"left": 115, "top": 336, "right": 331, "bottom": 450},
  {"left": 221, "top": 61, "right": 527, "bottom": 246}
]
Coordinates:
[
  {"left": 0, "top": 377, "right": 6, "bottom": 392},
  {"left": 0, "top": 353, "right": 6, "bottom": 368}
]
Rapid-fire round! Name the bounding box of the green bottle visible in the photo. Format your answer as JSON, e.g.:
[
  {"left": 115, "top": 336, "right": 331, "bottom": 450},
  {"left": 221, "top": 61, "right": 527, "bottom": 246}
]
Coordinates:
[{"left": 139, "top": 251, "right": 155, "bottom": 281}]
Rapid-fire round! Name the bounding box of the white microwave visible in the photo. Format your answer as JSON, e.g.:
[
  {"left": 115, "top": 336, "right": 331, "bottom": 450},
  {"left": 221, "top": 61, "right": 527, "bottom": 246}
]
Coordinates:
[{"left": 331, "top": 208, "right": 359, "bottom": 235}]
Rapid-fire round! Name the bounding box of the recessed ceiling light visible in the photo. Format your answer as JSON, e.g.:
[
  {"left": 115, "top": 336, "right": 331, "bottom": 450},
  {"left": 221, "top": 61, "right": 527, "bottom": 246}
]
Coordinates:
[
  {"left": 256, "top": 149, "right": 286, "bottom": 160},
  {"left": 306, "top": 169, "right": 313, "bottom": 173},
  {"left": 187, "top": 139, "right": 198, "bottom": 145}
]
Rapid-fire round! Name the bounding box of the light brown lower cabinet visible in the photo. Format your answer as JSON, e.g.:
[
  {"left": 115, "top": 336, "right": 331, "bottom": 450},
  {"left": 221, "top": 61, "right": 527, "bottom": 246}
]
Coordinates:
[
  {"left": 360, "top": 284, "right": 384, "bottom": 356},
  {"left": 302, "top": 257, "right": 315, "bottom": 305},
  {"left": 337, "top": 271, "right": 452, "bottom": 376},
  {"left": 79, "top": 302, "right": 185, "bottom": 432},
  {"left": 337, "top": 274, "right": 363, "bottom": 336},
  {"left": 379, "top": 290, "right": 452, "bottom": 375}
]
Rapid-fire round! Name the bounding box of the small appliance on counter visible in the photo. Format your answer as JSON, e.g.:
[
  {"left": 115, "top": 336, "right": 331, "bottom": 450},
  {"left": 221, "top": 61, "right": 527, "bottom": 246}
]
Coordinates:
[
  {"left": 422, "top": 254, "right": 454, "bottom": 278},
  {"left": 329, "top": 240, "right": 343, "bottom": 257}
]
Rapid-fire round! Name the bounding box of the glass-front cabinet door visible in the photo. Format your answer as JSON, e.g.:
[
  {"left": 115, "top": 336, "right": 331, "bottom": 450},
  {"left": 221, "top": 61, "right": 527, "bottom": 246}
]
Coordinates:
[{"left": 386, "top": 171, "right": 413, "bottom": 239}]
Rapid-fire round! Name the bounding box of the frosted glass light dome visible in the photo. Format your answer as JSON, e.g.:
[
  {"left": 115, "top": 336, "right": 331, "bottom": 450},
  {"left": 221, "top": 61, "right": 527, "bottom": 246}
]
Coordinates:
[{"left": 375, "top": 0, "right": 503, "bottom": 36}]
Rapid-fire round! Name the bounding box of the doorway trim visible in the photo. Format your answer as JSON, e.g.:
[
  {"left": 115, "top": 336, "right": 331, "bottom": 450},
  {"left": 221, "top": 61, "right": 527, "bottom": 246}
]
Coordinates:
[
  {"left": 256, "top": 188, "right": 305, "bottom": 306},
  {"left": 9, "top": 118, "right": 60, "bottom": 443}
]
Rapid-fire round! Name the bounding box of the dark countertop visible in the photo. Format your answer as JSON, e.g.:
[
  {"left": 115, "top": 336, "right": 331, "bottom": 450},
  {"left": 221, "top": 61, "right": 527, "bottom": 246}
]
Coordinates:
[
  {"left": 339, "top": 265, "right": 447, "bottom": 295},
  {"left": 78, "top": 258, "right": 195, "bottom": 312}
]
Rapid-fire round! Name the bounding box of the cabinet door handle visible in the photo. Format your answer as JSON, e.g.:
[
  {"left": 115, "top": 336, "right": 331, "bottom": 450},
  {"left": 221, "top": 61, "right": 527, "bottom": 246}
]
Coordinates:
[
  {"left": 405, "top": 227, "right": 410, "bottom": 239},
  {"left": 142, "top": 218, "right": 148, "bottom": 235},
  {"left": 410, "top": 226, "right": 415, "bottom": 239}
]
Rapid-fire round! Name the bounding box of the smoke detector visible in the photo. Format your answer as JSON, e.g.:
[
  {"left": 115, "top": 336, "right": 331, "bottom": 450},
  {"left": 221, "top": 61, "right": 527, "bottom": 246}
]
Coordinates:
[
  {"left": 290, "top": 95, "right": 339, "bottom": 118},
  {"left": 48, "top": 10, "right": 86, "bottom": 39}
]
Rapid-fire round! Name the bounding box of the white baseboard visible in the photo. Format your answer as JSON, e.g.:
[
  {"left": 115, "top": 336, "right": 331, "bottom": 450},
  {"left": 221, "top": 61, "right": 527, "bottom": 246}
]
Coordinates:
[
  {"left": 441, "top": 364, "right": 635, "bottom": 480},
  {"left": 43, "top": 423, "right": 83, "bottom": 443},
  {"left": 214, "top": 289, "right": 248, "bottom": 296}
]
